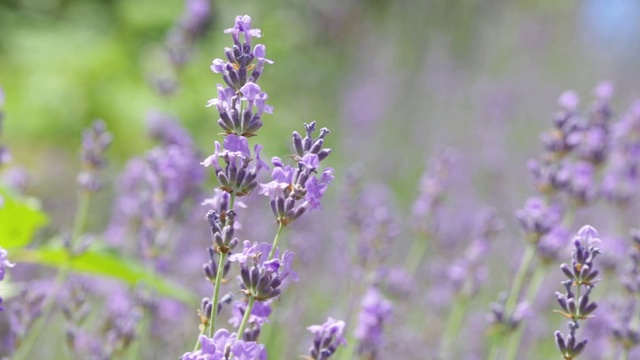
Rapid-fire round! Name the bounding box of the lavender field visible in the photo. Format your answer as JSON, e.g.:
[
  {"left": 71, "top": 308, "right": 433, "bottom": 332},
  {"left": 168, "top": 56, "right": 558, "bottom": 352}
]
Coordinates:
[{"left": 2, "top": 1, "right": 640, "bottom": 359}]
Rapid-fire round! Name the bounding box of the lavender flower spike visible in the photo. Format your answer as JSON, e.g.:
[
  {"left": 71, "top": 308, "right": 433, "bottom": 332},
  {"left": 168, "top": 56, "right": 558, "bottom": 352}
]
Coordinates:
[
  {"left": 553, "top": 225, "right": 601, "bottom": 360},
  {"left": 306, "top": 317, "right": 347, "bottom": 360}
]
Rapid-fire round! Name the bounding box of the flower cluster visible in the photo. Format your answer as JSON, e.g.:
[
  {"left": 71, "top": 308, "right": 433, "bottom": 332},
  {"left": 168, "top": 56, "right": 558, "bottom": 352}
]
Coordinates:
[
  {"left": 77, "top": 119, "right": 112, "bottom": 193},
  {"left": 554, "top": 225, "right": 601, "bottom": 359},
  {"left": 260, "top": 122, "right": 334, "bottom": 226},
  {"left": 183, "top": 330, "right": 266, "bottom": 360},
  {"left": 306, "top": 317, "right": 347, "bottom": 360},
  {"left": 187, "top": 15, "right": 341, "bottom": 360}
]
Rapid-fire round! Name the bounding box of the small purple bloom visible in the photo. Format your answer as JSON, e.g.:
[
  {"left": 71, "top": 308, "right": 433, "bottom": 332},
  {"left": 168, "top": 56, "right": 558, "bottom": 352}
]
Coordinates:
[
  {"left": 307, "top": 317, "right": 347, "bottom": 359},
  {"left": 558, "top": 90, "right": 580, "bottom": 110}
]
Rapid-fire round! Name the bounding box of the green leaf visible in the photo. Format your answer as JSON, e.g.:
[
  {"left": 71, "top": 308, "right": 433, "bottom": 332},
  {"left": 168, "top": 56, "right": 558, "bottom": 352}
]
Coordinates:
[
  {"left": 9, "top": 246, "right": 198, "bottom": 305},
  {"left": 0, "top": 187, "right": 49, "bottom": 249}
]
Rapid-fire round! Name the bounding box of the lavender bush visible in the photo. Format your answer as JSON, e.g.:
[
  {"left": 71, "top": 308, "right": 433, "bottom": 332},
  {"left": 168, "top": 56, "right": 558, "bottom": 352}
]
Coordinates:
[{"left": 1, "top": 5, "right": 640, "bottom": 360}]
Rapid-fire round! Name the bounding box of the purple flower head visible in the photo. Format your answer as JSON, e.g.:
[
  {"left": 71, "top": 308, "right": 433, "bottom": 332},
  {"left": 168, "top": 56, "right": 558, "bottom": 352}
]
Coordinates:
[
  {"left": 223, "top": 134, "right": 251, "bottom": 158},
  {"left": 559, "top": 91, "right": 580, "bottom": 111},
  {"left": 537, "top": 225, "right": 571, "bottom": 263},
  {"left": 354, "top": 287, "right": 392, "bottom": 358},
  {"left": 224, "top": 15, "right": 262, "bottom": 47},
  {"left": 202, "top": 136, "right": 268, "bottom": 197},
  {"left": 566, "top": 161, "right": 598, "bottom": 204},
  {"left": 0, "top": 246, "right": 15, "bottom": 281},
  {"left": 300, "top": 153, "right": 320, "bottom": 169},
  {"left": 307, "top": 317, "right": 347, "bottom": 360},
  {"left": 303, "top": 167, "right": 334, "bottom": 211},
  {"left": 231, "top": 241, "right": 297, "bottom": 301},
  {"left": 553, "top": 225, "right": 601, "bottom": 360},
  {"left": 182, "top": 329, "right": 265, "bottom": 360},
  {"left": 593, "top": 81, "right": 614, "bottom": 101},
  {"left": 515, "top": 197, "right": 563, "bottom": 242},
  {"left": 77, "top": 120, "right": 112, "bottom": 192}
]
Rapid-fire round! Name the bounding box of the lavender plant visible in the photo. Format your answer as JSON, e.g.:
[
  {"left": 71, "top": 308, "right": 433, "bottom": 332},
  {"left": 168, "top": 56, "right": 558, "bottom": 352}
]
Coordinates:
[
  {"left": 553, "top": 225, "right": 601, "bottom": 360},
  {"left": 181, "top": 15, "right": 341, "bottom": 360}
]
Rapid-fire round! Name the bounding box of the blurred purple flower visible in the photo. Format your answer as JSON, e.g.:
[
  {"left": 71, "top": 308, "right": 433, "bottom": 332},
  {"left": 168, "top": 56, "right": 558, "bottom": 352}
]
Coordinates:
[
  {"left": 355, "top": 287, "right": 392, "bottom": 357},
  {"left": 307, "top": 317, "right": 347, "bottom": 360}
]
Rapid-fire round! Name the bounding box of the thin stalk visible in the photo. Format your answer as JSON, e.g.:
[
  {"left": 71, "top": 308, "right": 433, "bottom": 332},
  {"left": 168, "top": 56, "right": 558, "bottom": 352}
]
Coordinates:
[
  {"left": 621, "top": 348, "right": 629, "bottom": 360},
  {"left": 404, "top": 231, "right": 429, "bottom": 276},
  {"left": 192, "top": 326, "right": 206, "bottom": 352},
  {"left": 12, "top": 192, "right": 92, "bottom": 360},
  {"left": 487, "top": 244, "right": 536, "bottom": 360},
  {"left": 267, "top": 223, "right": 285, "bottom": 260},
  {"left": 235, "top": 296, "right": 256, "bottom": 341},
  {"left": 441, "top": 295, "right": 470, "bottom": 358},
  {"left": 504, "top": 264, "right": 548, "bottom": 360}
]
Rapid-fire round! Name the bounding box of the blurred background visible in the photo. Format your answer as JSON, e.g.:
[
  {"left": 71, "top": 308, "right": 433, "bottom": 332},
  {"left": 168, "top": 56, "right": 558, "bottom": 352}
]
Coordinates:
[{"left": 1, "top": 0, "right": 640, "bottom": 358}]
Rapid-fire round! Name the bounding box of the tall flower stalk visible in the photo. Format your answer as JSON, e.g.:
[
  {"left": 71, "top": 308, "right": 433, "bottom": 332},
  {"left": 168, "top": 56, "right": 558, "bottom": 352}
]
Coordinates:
[
  {"left": 553, "top": 225, "right": 601, "bottom": 359},
  {"left": 183, "top": 15, "right": 337, "bottom": 360}
]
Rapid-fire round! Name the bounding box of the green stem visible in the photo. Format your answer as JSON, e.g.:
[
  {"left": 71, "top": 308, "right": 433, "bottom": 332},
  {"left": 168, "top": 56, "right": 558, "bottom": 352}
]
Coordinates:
[
  {"left": 441, "top": 295, "right": 470, "bottom": 358},
  {"left": 207, "top": 252, "right": 228, "bottom": 338},
  {"left": 192, "top": 324, "right": 206, "bottom": 352},
  {"left": 267, "top": 223, "right": 285, "bottom": 260},
  {"left": 235, "top": 296, "right": 256, "bottom": 341},
  {"left": 621, "top": 348, "right": 629, "bottom": 360},
  {"left": 404, "top": 231, "right": 429, "bottom": 276},
  {"left": 488, "top": 245, "right": 536, "bottom": 360},
  {"left": 12, "top": 192, "right": 92, "bottom": 360},
  {"left": 504, "top": 264, "right": 547, "bottom": 360},
  {"left": 71, "top": 192, "right": 91, "bottom": 248}
]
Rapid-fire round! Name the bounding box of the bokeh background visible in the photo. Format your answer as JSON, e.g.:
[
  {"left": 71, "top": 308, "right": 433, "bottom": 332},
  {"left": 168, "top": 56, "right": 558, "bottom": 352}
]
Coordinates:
[{"left": 1, "top": 0, "right": 640, "bottom": 359}]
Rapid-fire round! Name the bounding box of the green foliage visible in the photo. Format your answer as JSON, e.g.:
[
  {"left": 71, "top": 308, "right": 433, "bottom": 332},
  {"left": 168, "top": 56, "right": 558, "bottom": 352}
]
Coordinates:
[
  {"left": 0, "top": 187, "right": 49, "bottom": 249},
  {"left": 9, "top": 244, "right": 198, "bottom": 305}
]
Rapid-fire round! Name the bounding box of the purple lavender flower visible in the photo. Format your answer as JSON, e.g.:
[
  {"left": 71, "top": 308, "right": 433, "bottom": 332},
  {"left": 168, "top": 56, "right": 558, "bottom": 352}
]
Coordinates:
[
  {"left": 229, "top": 241, "right": 297, "bottom": 301},
  {"left": 553, "top": 225, "right": 602, "bottom": 360},
  {"left": 515, "top": 197, "right": 563, "bottom": 243},
  {"left": 77, "top": 119, "right": 112, "bottom": 192},
  {"left": 165, "top": 0, "right": 213, "bottom": 69},
  {"left": 201, "top": 135, "right": 268, "bottom": 197},
  {"left": 181, "top": 329, "right": 266, "bottom": 360},
  {"left": 355, "top": 287, "right": 392, "bottom": 358},
  {"left": 259, "top": 122, "right": 334, "bottom": 225},
  {"left": 307, "top": 317, "right": 347, "bottom": 360},
  {"left": 207, "top": 15, "right": 273, "bottom": 137}
]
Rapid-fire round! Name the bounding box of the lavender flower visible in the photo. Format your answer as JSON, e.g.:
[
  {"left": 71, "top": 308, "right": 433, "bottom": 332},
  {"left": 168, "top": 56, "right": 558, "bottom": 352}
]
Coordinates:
[
  {"left": 259, "top": 122, "right": 334, "bottom": 226},
  {"left": 201, "top": 134, "right": 268, "bottom": 197},
  {"left": 229, "top": 241, "right": 297, "bottom": 301},
  {"left": 355, "top": 286, "right": 392, "bottom": 358},
  {"left": 515, "top": 197, "right": 563, "bottom": 243},
  {"left": 181, "top": 329, "right": 266, "bottom": 360},
  {"left": 77, "top": 119, "right": 112, "bottom": 192},
  {"left": 553, "top": 225, "right": 602, "bottom": 359},
  {"left": 306, "top": 317, "right": 347, "bottom": 360},
  {"left": 166, "top": 0, "right": 213, "bottom": 68},
  {"left": 206, "top": 15, "right": 273, "bottom": 137}
]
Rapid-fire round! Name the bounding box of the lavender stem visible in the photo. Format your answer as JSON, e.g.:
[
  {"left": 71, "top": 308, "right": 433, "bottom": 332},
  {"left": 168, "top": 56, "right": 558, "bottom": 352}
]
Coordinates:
[
  {"left": 235, "top": 295, "right": 256, "bottom": 341},
  {"left": 441, "top": 295, "right": 470, "bottom": 358},
  {"left": 488, "top": 244, "right": 536, "bottom": 359},
  {"left": 504, "top": 263, "right": 547, "bottom": 360},
  {"left": 404, "top": 232, "right": 430, "bottom": 276},
  {"left": 267, "top": 222, "right": 285, "bottom": 260}
]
